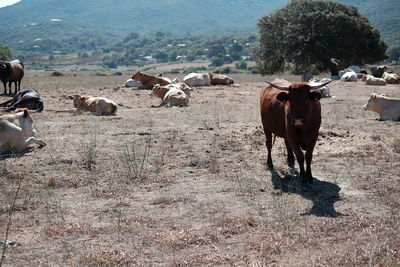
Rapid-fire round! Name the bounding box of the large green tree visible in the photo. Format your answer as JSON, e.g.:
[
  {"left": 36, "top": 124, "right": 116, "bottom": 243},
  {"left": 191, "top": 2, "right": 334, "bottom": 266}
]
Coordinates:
[
  {"left": 0, "top": 42, "right": 11, "bottom": 61},
  {"left": 254, "top": 0, "right": 388, "bottom": 75}
]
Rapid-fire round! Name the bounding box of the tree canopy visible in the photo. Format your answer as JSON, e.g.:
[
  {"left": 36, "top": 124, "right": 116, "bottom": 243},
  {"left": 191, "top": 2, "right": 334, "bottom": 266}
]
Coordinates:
[
  {"left": 0, "top": 42, "right": 11, "bottom": 61},
  {"left": 254, "top": 0, "right": 388, "bottom": 75}
]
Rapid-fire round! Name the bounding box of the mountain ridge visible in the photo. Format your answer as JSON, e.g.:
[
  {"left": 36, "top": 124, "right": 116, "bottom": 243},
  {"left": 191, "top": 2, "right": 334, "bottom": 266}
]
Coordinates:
[{"left": 0, "top": 0, "right": 398, "bottom": 48}]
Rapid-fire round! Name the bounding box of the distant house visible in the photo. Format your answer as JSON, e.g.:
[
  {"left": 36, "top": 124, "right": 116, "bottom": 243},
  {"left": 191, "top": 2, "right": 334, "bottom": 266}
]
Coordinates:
[
  {"left": 176, "top": 55, "right": 187, "bottom": 62},
  {"left": 144, "top": 56, "right": 157, "bottom": 63}
]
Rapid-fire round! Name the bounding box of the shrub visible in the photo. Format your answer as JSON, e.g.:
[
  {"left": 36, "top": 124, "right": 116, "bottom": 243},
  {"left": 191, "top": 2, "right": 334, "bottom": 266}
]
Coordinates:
[
  {"left": 51, "top": 71, "right": 63, "bottom": 76},
  {"left": 235, "top": 60, "right": 248, "bottom": 70}
]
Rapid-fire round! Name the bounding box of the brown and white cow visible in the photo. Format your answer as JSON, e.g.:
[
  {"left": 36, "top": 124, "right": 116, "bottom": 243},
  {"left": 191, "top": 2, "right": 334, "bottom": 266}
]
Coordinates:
[
  {"left": 363, "top": 93, "right": 400, "bottom": 121},
  {"left": 161, "top": 83, "right": 192, "bottom": 98},
  {"left": 361, "top": 75, "right": 387, "bottom": 86},
  {"left": 68, "top": 95, "right": 118, "bottom": 115},
  {"left": 0, "top": 109, "right": 46, "bottom": 154},
  {"left": 150, "top": 84, "right": 189, "bottom": 107},
  {"left": 131, "top": 71, "right": 171, "bottom": 89},
  {"left": 382, "top": 72, "right": 400, "bottom": 84},
  {"left": 260, "top": 78, "right": 331, "bottom": 183},
  {"left": 209, "top": 73, "right": 234, "bottom": 85}
]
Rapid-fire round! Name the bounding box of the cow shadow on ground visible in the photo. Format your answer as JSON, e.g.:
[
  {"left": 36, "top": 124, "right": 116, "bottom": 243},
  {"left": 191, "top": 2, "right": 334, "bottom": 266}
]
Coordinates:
[
  {"left": 0, "top": 147, "right": 35, "bottom": 160},
  {"left": 0, "top": 93, "right": 14, "bottom": 97},
  {"left": 270, "top": 169, "right": 344, "bottom": 217}
]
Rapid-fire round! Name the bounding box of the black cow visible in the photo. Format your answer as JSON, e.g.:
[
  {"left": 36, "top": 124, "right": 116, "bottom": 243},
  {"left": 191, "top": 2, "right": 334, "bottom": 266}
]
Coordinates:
[{"left": 0, "top": 88, "right": 43, "bottom": 112}]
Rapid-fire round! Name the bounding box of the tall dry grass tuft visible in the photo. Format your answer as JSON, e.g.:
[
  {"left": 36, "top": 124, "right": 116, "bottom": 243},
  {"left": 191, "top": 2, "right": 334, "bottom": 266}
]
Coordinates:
[
  {"left": 120, "top": 132, "right": 152, "bottom": 181},
  {"left": 79, "top": 134, "right": 98, "bottom": 170}
]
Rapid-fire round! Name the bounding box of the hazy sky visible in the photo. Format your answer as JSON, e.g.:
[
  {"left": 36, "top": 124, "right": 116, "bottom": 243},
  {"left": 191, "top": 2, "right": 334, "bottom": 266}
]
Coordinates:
[{"left": 0, "top": 0, "right": 21, "bottom": 8}]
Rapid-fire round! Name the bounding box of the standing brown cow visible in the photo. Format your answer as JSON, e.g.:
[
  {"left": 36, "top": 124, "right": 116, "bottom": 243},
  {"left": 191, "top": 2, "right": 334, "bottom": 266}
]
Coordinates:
[
  {"left": 0, "top": 60, "right": 25, "bottom": 95},
  {"left": 260, "top": 78, "right": 331, "bottom": 183}
]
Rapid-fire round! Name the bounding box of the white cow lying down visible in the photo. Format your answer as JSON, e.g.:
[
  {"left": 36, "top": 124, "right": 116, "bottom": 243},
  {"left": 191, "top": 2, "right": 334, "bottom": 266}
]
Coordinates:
[
  {"left": 340, "top": 69, "right": 358, "bottom": 82},
  {"left": 68, "top": 95, "right": 118, "bottom": 115},
  {"left": 183, "top": 73, "right": 211, "bottom": 87},
  {"left": 125, "top": 79, "right": 143, "bottom": 88},
  {"left": 150, "top": 84, "right": 189, "bottom": 107},
  {"left": 310, "top": 78, "right": 332, "bottom": 98},
  {"left": 363, "top": 93, "right": 400, "bottom": 121},
  {"left": 0, "top": 109, "right": 46, "bottom": 154}
]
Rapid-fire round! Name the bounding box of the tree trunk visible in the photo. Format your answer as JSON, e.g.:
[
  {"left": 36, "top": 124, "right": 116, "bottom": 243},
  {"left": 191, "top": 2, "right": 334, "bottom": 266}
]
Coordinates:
[{"left": 325, "top": 58, "right": 339, "bottom": 78}]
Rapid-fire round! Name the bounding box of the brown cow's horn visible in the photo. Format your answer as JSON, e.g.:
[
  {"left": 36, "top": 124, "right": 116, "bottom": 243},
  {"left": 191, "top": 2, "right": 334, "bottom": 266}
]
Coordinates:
[
  {"left": 309, "top": 80, "right": 332, "bottom": 90},
  {"left": 265, "top": 81, "right": 290, "bottom": 91}
]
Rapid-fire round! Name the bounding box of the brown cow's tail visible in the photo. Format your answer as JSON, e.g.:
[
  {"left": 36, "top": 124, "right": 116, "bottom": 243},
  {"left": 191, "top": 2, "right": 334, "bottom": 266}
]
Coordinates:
[{"left": 272, "top": 134, "right": 277, "bottom": 146}]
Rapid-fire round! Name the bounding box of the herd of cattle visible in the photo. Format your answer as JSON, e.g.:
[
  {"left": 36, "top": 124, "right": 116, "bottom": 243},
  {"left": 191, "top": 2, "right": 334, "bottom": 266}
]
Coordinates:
[{"left": 0, "top": 59, "right": 399, "bottom": 184}]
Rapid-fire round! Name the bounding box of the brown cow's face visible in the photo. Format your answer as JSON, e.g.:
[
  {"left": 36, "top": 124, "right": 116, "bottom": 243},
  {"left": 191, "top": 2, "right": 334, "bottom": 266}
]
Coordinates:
[
  {"left": 277, "top": 85, "right": 321, "bottom": 127},
  {"left": 132, "top": 71, "right": 142, "bottom": 80}
]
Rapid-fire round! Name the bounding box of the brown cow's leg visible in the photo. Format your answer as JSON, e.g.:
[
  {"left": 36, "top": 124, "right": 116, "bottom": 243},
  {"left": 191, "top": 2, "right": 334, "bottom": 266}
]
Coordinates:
[
  {"left": 264, "top": 130, "right": 274, "bottom": 169},
  {"left": 284, "top": 139, "right": 295, "bottom": 168},
  {"left": 305, "top": 138, "right": 318, "bottom": 183},
  {"left": 2, "top": 83, "right": 6, "bottom": 94},
  {"left": 291, "top": 144, "right": 306, "bottom": 183}
]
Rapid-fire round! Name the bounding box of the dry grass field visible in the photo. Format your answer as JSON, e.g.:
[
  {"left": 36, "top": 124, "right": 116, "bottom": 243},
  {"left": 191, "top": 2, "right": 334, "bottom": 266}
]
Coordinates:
[{"left": 0, "top": 70, "right": 399, "bottom": 266}]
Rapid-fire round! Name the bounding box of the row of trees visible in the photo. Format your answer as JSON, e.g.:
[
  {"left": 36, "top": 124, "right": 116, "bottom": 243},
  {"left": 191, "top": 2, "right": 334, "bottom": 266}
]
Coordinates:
[{"left": 101, "top": 33, "right": 256, "bottom": 68}]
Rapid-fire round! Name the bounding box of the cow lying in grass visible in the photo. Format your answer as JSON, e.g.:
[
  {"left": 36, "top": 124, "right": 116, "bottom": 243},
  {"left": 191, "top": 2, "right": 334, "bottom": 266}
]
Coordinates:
[
  {"left": 68, "top": 95, "right": 118, "bottom": 115},
  {"left": 363, "top": 93, "right": 400, "bottom": 121},
  {"left": 131, "top": 71, "right": 171, "bottom": 89},
  {"left": 150, "top": 84, "right": 189, "bottom": 107},
  {"left": 382, "top": 72, "right": 400, "bottom": 84},
  {"left": 0, "top": 88, "right": 44, "bottom": 112},
  {"left": 0, "top": 109, "right": 46, "bottom": 154},
  {"left": 209, "top": 73, "right": 234, "bottom": 85},
  {"left": 361, "top": 75, "right": 387, "bottom": 86},
  {"left": 183, "top": 73, "right": 211, "bottom": 87}
]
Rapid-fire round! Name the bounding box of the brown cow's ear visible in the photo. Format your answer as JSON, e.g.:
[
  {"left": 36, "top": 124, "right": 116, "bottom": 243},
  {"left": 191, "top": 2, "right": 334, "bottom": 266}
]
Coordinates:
[
  {"left": 68, "top": 95, "right": 74, "bottom": 99},
  {"left": 276, "top": 92, "right": 289, "bottom": 102},
  {"left": 309, "top": 91, "right": 321, "bottom": 102}
]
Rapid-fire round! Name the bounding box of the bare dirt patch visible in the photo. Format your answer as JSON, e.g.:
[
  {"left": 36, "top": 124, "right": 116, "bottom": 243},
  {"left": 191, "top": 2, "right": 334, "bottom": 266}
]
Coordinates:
[{"left": 0, "top": 71, "right": 399, "bottom": 266}]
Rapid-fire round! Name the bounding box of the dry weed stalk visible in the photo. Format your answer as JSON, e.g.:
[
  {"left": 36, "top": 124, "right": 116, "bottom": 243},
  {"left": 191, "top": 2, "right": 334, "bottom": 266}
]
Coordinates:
[
  {"left": 120, "top": 131, "right": 152, "bottom": 181},
  {"left": 80, "top": 134, "right": 98, "bottom": 170},
  {"left": 0, "top": 173, "right": 22, "bottom": 267}
]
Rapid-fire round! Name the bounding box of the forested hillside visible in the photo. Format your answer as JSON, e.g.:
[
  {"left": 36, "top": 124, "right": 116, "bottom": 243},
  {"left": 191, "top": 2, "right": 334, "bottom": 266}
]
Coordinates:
[
  {"left": 0, "top": 0, "right": 398, "bottom": 66},
  {"left": 0, "top": 0, "right": 398, "bottom": 47},
  {"left": 340, "top": 0, "right": 399, "bottom": 46}
]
